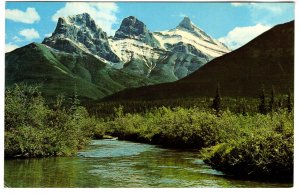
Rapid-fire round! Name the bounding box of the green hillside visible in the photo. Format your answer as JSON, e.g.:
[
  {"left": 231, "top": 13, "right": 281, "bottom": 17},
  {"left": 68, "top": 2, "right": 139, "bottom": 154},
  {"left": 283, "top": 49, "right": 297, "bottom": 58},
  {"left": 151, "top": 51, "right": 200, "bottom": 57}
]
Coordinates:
[{"left": 5, "top": 43, "right": 157, "bottom": 100}]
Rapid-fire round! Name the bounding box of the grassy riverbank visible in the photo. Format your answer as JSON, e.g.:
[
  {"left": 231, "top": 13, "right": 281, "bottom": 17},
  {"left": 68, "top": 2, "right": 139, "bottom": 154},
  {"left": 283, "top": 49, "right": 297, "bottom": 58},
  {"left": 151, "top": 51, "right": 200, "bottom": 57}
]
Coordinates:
[{"left": 97, "top": 106, "right": 293, "bottom": 180}]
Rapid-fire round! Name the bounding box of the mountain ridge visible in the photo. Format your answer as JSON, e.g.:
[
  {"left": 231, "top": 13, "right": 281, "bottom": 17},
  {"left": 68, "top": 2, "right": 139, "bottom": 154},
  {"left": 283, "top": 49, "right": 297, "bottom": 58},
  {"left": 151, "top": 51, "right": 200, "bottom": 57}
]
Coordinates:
[
  {"left": 103, "top": 20, "right": 294, "bottom": 101},
  {"left": 6, "top": 13, "right": 232, "bottom": 100},
  {"left": 42, "top": 13, "right": 120, "bottom": 63},
  {"left": 109, "top": 15, "right": 230, "bottom": 80}
]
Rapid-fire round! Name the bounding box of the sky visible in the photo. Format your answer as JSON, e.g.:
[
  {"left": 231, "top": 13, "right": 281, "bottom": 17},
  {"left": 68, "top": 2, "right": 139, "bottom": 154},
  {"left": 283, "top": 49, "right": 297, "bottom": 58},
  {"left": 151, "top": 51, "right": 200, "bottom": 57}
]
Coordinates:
[{"left": 5, "top": 1, "right": 295, "bottom": 52}]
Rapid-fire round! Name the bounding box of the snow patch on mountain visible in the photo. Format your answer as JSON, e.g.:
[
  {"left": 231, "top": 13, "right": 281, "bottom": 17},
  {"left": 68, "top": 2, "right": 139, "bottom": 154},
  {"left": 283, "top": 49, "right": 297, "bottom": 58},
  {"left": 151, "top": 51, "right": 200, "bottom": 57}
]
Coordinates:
[
  {"left": 153, "top": 17, "right": 230, "bottom": 58},
  {"left": 43, "top": 13, "right": 120, "bottom": 62},
  {"left": 109, "top": 38, "right": 163, "bottom": 63}
]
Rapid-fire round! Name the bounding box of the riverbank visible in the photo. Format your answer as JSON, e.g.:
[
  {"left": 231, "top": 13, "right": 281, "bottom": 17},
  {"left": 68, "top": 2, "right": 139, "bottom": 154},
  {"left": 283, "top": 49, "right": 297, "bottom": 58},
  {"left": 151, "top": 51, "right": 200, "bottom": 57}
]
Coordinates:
[
  {"left": 4, "top": 85, "right": 293, "bottom": 182},
  {"left": 4, "top": 139, "right": 293, "bottom": 188},
  {"left": 98, "top": 106, "right": 293, "bottom": 181}
]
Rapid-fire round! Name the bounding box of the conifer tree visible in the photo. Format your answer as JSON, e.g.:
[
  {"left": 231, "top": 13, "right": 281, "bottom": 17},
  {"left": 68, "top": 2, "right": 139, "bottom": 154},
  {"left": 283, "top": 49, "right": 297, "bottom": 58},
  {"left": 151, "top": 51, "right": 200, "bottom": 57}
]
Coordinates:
[
  {"left": 70, "top": 83, "right": 80, "bottom": 116},
  {"left": 269, "top": 86, "right": 275, "bottom": 112},
  {"left": 258, "top": 85, "right": 267, "bottom": 114},
  {"left": 212, "top": 84, "right": 221, "bottom": 115}
]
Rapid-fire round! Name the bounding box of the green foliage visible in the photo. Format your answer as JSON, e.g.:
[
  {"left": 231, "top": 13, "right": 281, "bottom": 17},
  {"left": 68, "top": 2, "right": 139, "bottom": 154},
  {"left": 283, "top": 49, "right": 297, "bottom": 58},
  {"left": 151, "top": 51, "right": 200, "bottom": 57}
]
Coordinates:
[
  {"left": 85, "top": 97, "right": 263, "bottom": 119},
  {"left": 200, "top": 110, "right": 293, "bottom": 180},
  {"left": 105, "top": 106, "right": 220, "bottom": 147},
  {"left": 4, "top": 84, "right": 97, "bottom": 158},
  {"left": 5, "top": 84, "right": 294, "bottom": 180},
  {"left": 95, "top": 104, "right": 293, "bottom": 180}
]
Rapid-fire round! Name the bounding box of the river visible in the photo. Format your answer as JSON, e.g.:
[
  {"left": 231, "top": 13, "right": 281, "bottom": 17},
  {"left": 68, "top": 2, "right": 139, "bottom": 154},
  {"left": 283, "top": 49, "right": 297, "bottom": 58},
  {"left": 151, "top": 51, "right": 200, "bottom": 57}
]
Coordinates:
[{"left": 4, "top": 139, "right": 292, "bottom": 187}]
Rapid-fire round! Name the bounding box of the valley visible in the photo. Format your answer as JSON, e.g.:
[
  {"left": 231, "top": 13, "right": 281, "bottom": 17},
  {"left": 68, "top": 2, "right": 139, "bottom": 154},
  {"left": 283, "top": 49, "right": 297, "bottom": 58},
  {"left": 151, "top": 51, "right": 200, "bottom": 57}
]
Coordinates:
[{"left": 4, "top": 4, "right": 294, "bottom": 188}]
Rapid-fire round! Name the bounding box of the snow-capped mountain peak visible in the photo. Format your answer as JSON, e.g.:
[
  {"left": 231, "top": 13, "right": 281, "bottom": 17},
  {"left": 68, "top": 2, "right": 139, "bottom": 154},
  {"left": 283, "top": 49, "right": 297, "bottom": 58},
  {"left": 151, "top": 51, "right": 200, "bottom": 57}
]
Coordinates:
[
  {"left": 153, "top": 17, "right": 230, "bottom": 58},
  {"left": 64, "top": 13, "right": 98, "bottom": 32},
  {"left": 175, "top": 16, "right": 215, "bottom": 43},
  {"left": 43, "top": 13, "right": 120, "bottom": 62},
  {"left": 42, "top": 13, "right": 230, "bottom": 82},
  {"left": 115, "top": 16, "right": 150, "bottom": 38},
  {"left": 177, "top": 16, "right": 195, "bottom": 31},
  {"left": 114, "top": 16, "right": 160, "bottom": 48}
]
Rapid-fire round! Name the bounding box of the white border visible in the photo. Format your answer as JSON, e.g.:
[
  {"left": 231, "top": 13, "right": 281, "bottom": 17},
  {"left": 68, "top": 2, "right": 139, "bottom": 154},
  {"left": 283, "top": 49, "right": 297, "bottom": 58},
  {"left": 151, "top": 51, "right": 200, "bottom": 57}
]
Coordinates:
[{"left": 1, "top": 0, "right": 299, "bottom": 195}]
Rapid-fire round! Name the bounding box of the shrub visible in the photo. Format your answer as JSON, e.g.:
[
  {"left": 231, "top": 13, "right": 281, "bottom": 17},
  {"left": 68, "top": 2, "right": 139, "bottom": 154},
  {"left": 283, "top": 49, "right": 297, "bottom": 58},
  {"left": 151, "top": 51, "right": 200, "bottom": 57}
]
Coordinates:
[
  {"left": 200, "top": 110, "right": 293, "bottom": 180},
  {"left": 5, "top": 84, "right": 94, "bottom": 158},
  {"left": 101, "top": 105, "right": 293, "bottom": 180}
]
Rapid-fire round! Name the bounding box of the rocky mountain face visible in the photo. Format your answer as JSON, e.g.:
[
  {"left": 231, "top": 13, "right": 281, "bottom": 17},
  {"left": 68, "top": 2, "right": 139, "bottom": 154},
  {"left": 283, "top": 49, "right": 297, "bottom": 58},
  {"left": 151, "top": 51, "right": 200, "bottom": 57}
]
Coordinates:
[
  {"left": 153, "top": 16, "right": 229, "bottom": 59},
  {"left": 42, "top": 13, "right": 120, "bottom": 63},
  {"left": 6, "top": 13, "right": 231, "bottom": 100},
  {"left": 114, "top": 16, "right": 160, "bottom": 48},
  {"left": 109, "top": 15, "right": 230, "bottom": 81}
]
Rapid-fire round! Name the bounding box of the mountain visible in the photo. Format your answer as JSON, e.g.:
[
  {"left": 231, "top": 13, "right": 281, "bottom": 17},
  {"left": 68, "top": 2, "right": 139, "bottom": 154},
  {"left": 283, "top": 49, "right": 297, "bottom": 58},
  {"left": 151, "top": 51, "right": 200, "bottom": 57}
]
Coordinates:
[
  {"left": 5, "top": 13, "right": 230, "bottom": 100},
  {"left": 42, "top": 13, "right": 120, "bottom": 63},
  {"left": 114, "top": 16, "right": 160, "bottom": 48},
  {"left": 104, "top": 21, "right": 294, "bottom": 101},
  {"left": 5, "top": 43, "right": 157, "bottom": 100},
  {"left": 109, "top": 16, "right": 230, "bottom": 82},
  {"left": 153, "top": 16, "right": 229, "bottom": 59}
]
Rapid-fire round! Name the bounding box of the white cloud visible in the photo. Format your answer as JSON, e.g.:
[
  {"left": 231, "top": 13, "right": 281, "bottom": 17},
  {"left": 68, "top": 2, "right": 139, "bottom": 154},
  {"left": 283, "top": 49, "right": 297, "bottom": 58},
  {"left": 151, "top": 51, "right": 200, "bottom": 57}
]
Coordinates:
[
  {"left": 19, "top": 28, "right": 40, "bottom": 40},
  {"left": 231, "top": 2, "right": 284, "bottom": 12},
  {"left": 5, "top": 43, "right": 19, "bottom": 53},
  {"left": 52, "top": 2, "right": 119, "bottom": 35},
  {"left": 230, "top": 2, "right": 293, "bottom": 24},
  {"left": 13, "top": 36, "right": 22, "bottom": 42},
  {"left": 218, "top": 24, "right": 271, "bottom": 50},
  {"left": 45, "top": 33, "right": 52, "bottom": 37},
  {"left": 6, "top": 7, "right": 40, "bottom": 24}
]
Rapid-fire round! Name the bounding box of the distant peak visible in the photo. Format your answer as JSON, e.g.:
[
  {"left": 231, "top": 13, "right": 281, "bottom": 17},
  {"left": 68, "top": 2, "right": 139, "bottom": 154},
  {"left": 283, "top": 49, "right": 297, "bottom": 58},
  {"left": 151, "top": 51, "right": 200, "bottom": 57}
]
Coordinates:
[
  {"left": 64, "top": 13, "right": 94, "bottom": 24},
  {"left": 177, "top": 16, "right": 195, "bottom": 31},
  {"left": 67, "top": 12, "right": 91, "bottom": 20},
  {"left": 115, "top": 16, "right": 149, "bottom": 38},
  {"left": 182, "top": 16, "right": 191, "bottom": 23},
  {"left": 56, "top": 12, "right": 99, "bottom": 32},
  {"left": 122, "top": 16, "right": 141, "bottom": 26},
  {"left": 127, "top": 16, "right": 137, "bottom": 20}
]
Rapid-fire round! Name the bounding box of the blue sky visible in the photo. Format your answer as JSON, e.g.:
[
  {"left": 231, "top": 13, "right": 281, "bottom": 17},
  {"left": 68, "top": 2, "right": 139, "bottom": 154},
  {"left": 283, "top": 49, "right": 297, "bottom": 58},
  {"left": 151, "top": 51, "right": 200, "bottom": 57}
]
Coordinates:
[{"left": 5, "top": 1, "right": 294, "bottom": 52}]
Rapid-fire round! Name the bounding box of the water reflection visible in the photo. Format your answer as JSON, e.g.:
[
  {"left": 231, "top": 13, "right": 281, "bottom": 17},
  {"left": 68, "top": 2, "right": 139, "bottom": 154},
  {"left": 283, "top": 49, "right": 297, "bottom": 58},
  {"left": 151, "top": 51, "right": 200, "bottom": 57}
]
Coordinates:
[{"left": 5, "top": 140, "right": 292, "bottom": 188}]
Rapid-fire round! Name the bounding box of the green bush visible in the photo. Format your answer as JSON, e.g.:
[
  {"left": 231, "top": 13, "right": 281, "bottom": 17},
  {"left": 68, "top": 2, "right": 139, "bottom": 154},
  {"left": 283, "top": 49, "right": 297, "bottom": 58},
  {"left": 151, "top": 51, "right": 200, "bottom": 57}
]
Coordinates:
[
  {"left": 106, "top": 107, "right": 224, "bottom": 148},
  {"left": 5, "top": 84, "right": 95, "bottom": 158},
  {"left": 98, "top": 105, "right": 293, "bottom": 180},
  {"left": 200, "top": 110, "right": 293, "bottom": 180}
]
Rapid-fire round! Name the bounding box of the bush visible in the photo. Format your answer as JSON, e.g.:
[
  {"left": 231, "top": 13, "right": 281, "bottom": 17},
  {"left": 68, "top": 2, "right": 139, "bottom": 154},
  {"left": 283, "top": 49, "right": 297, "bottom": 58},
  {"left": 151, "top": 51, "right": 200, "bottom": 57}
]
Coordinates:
[
  {"left": 107, "top": 107, "right": 226, "bottom": 148},
  {"left": 200, "top": 110, "right": 293, "bottom": 180},
  {"left": 5, "top": 84, "right": 94, "bottom": 158},
  {"left": 99, "top": 105, "right": 293, "bottom": 180}
]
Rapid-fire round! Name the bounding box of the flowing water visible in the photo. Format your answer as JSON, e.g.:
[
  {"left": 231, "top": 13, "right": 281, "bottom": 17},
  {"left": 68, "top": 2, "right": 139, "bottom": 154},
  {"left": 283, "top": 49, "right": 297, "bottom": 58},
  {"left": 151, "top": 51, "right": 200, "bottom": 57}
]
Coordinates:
[{"left": 4, "top": 139, "right": 292, "bottom": 188}]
